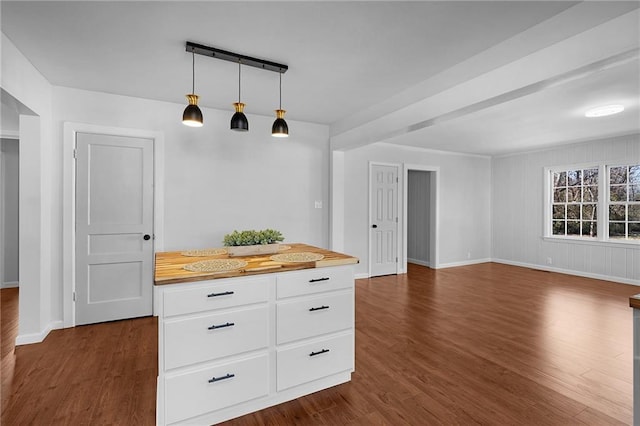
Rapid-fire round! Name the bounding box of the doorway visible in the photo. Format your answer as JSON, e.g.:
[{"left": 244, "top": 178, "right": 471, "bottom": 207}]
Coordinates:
[
  {"left": 1, "top": 138, "right": 19, "bottom": 289},
  {"left": 403, "top": 165, "right": 438, "bottom": 270}
]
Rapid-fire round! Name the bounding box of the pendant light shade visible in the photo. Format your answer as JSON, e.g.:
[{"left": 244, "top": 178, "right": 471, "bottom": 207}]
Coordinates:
[
  {"left": 272, "top": 73, "right": 288, "bottom": 137},
  {"left": 231, "top": 61, "right": 248, "bottom": 131},
  {"left": 182, "top": 52, "right": 203, "bottom": 127}
]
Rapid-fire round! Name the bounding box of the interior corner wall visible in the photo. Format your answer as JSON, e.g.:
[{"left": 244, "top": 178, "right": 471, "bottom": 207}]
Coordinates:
[
  {"left": 342, "top": 143, "right": 492, "bottom": 277},
  {"left": 52, "top": 86, "right": 331, "bottom": 254},
  {"left": 492, "top": 133, "right": 640, "bottom": 283},
  {"left": 2, "top": 32, "right": 57, "bottom": 344}
]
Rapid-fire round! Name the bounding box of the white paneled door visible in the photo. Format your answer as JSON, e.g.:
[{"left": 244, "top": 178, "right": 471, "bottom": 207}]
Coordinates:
[
  {"left": 75, "top": 132, "right": 154, "bottom": 325},
  {"left": 370, "top": 164, "right": 399, "bottom": 277}
]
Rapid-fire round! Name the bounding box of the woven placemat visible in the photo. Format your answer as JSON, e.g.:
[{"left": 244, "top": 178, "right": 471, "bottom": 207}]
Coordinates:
[
  {"left": 183, "top": 259, "right": 247, "bottom": 273},
  {"left": 181, "top": 248, "right": 228, "bottom": 257},
  {"left": 270, "top": 252, "right": 325, "bottom": 263}
]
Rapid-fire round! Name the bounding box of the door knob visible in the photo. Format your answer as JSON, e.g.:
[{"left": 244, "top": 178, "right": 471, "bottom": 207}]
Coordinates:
[
  {"left": 143, "top": 234, "right": 151, "bottom": 241},
  {"left": 371, "top": 224, "right": 378, "bottom": 228}
]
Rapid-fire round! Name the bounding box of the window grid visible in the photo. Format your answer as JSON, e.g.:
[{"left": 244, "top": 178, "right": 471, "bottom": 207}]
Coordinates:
[
  {"left": 609, "top": 165, "right": 640, "bottom": 240},
  {"left": 551, "top": 168, "right": 598, "bottom": 238}
]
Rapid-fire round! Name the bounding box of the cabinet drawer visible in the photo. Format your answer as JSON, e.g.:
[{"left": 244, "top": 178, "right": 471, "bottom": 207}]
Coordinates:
[
  {"left": 276, "top": 333, "right": 353, "bottom": 391},
  {"left": 277, "top": 266, "right": 353, "bottom": 299},
  {"left": 162, "top": 276, "right": 271, "bottom": 317},
  {"left": 277, "top": 291, "right": 353, "bottom": 344},
  {"left": 165, "top": 353, "right": 269, "bottom": 425},
  {"left": 164, "top": 306, "right": 268, "bottom": 370}
]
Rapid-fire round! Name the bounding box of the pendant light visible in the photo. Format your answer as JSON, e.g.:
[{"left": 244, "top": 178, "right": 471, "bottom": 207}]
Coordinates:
[
  {"left": 230, "top": 61, "right": 249, "bottom": 131},
  {"left": 182, "top": 51, "right": 203, "bottom": 127},
  {"left": 272, "top": 73, "right": 289, "bottom": 137}
]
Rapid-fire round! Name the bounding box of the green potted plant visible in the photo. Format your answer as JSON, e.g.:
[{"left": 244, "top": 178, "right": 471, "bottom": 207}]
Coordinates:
[{"left": 223, "top": 229, "right": 284, "bottom": 256}]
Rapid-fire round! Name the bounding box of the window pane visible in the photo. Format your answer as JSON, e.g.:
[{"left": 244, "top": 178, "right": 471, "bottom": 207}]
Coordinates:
[
  {"left": 552, "top": 221, "right": 565, "bottom": 235},
  {"left": 567, "top": 187, "right": 581, "bottom": 202},
  {"left": 567, "top": 205, "right": 580, "bottom": 219},
  {"left": 609, "top": 222, "right": 625, "bottom": 238},
  {"left": 630, "top": 166, "right": 640, "bottom": 184},
  {"left": 630, "top": 223, "right": 640, "bottom": 239},
  {"left": 568, "top": 170, "right": 581, "bottom": 186},
  {"left": 567, "top": 221, "right": 580, "bottom": 235},
  {"left": 582, "top": 204, "right": 596, "bottom": 220},
  {"left": 631, "top": 184, "right": 640, "bottom": 202},
  {"left": 553, "top": 171, "right": 566, "bottom": 187},
  {"left": 583, "top": 168, "right": 598, "bottom": 185},
  {"left": 610, "top": 166, "right": 627, "bottom": 184},
  {"left": 583, "top": 186, "right": 598, "bottom": 202},
  {"left": 581, "top": 221, "right": 597, "bottom": 237},
  {"left": 610, "top": 185, "right": 627, "bottom": 202},
  {"left": 553, "top": 205, "right": 565, "bottom": 219},
  {"left": 609, "top": 205, "right": 626, "bottom": 221},
  {"left": 554, "top": 188, "right": 566, "bottom": 203},
  {"left": 629, "top": 205, "right": 640, "bottom": 221}
]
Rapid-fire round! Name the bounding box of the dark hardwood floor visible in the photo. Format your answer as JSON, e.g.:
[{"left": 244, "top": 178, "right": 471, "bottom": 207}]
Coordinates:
[{"left": 1, "top": 263, "right": 636, "bottom": 425}]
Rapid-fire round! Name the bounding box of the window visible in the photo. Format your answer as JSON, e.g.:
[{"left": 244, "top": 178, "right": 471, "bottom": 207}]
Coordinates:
[
  {"left": 551, "top": 168, "right": 598, "bottom": 238},
  {"left": 546, "top": 163, "right": 640, "bottom": 242},
  {"left": 609, "top": 165, "right": 640, "bottom": 240}
]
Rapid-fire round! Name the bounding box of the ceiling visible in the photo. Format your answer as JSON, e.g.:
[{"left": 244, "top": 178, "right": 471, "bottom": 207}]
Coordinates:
[{"left": 1, "top": 1, "right": 639, "bottom": 155}]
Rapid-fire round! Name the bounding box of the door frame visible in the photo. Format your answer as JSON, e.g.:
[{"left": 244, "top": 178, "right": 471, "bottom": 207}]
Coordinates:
[
  {"left": 368, "top": 161, "right": 401, "bottom": 278},
  {"left": 63, "top": 122, "right": 164, "bottom": 328},
  {"left": 0, "top": 133, "right": 20, "bottom": 289},
  {"left": 403, "top": 164, "right": 440, "bottom": 270}
]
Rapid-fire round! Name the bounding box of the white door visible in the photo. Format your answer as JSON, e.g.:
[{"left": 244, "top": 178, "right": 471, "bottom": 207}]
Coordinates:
[
  {"left": 370, "top": 164, "right": 398, "bottom": 277},
  {"left": 75, "top": 132, "right": 154, "bottom": 325}
]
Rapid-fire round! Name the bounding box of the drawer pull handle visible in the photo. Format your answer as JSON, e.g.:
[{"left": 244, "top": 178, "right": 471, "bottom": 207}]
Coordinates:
[
  {"left": 309, "top": 277, "right": 330, "bottom": 283},
  {"left": 309, "top": 305, "right": 330, "bottom": 312},
  {"left": 207, "top": 291, "right": 234, "bottom": 298},
  {"left": 208, "top": 322, "right": 235, "bottom": 330},
  {"left": 208, "top": 373, "right": 235, "bottom": 383},
  {"left": 309, "top": 349, "right": 330, "bottom": 357}
]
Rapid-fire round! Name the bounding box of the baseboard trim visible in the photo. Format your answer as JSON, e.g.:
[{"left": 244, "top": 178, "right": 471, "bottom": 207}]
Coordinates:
[
  {"left": 492, "top": 258, "right": 640, "bottom": 286},
  {"left": 1, "top": 281, "right": 19, "bottom": 289},
  {"left": 436, "top": 258, "right": 492, "bottom": 269},
  {"left": 407, "top": 258, "right": 430, "bottom": 267},
  {"left": 15, "top": 320, "right": 64, "bottom": 346},
  {"left": 354, "top": 273, "right": 370, "bottom": 280}
]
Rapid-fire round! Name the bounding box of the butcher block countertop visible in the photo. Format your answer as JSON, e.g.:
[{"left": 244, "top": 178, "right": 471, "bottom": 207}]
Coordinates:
[{"left": 155, "top": 243, "right": 359, "bottom": 285}]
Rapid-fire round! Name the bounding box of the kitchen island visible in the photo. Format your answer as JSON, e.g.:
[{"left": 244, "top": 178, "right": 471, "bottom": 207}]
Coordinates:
[
  {"left": 154, "top": 244, "right": 358, "bottom": 425},
  {"left": 630, "top": 295, "right": 640, "bottom": 425}
]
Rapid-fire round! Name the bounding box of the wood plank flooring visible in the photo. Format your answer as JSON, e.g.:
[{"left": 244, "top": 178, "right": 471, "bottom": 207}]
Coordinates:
[{"left": 1, "top": 263, "right": 637, "bottom": 425}]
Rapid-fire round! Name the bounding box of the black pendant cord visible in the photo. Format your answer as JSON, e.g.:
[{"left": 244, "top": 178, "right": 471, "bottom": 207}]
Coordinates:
[
  {"left": 238, "top": 61, "right": 242, "bottom": 103},
  {"left": 191, "top": 51, "right": 196, "bottom": 94},
  {"left": 279, "top": 73, "right": 282, "bottom": 110}
]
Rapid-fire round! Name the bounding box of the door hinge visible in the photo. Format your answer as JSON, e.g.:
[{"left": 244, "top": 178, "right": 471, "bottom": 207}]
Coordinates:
[
  {"left": 395, "top": 217, "right": 398, "bottom": 223},
  {"left": 396, "top": 257, "right": 398, "bottom": 262},
  {"left": 396, "top": 177, "right": 399, "bottom": 183},
  {"left": 73, "top": 148, "right": 77, "bottom": 159},
  {"left": 72, "top": 291, "right": 76, "bottom": 302}
]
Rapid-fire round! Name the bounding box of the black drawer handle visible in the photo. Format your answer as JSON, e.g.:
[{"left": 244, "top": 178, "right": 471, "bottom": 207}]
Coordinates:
[
  {"left": 208, "top": 373, "right": 235, "bottom": 383},
  {"left": 309, "top": 305, "right": 330, "bottom": 312},
  {"left": 207, "top": 291, "right": 234, "bottom": 298},
  {"left": 309, "top": 349, "right": 330, "bottom": 357},
  {"left": 207, "top": 322, "right": 235, "bottom": 330},
  {"left": 309, "top": 277, "right": 330, "bottom": 283}
]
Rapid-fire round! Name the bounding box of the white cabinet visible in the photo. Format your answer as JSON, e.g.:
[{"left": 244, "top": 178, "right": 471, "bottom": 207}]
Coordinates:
[{"left": 156, "top": 265, "right": 354, "bottom": 425}]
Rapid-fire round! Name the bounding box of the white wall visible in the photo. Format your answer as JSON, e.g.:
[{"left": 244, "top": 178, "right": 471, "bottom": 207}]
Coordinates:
[
  {"left": 492, "top": 133, "right": 640, "bottom": 284},
  {"left": 1, "top": 138, "right": 19, "bottom": 285},
  {"left": 341, "top": 143, "right": 492, "bottom": 276},
  {"left": 407, "top": 170, "right": 430, "bottom": 266},
  {"left": 53, "top": 86, "right": 330, "bottom": 252}
]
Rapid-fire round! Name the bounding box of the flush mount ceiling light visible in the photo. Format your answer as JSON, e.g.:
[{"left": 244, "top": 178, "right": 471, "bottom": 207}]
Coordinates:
[
  {"left": 272, "top": 73, "right": 289, "bottom": 138},
  {"left": 230, "top": 61, "right": 248, "bottom": 131},
  {"left": 584, "top": 104, "right": 625, "bottom": 118},
  {"left": 182, "top": 41, "right": 288, "bottom": 135},
  {"left": 182, "top": 51, "right": 203, "bottom": 127}
]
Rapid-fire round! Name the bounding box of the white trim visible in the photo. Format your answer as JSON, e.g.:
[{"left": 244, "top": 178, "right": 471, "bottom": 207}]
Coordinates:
[
  {"left": 63, "top": 122, "right": 165, "bottom": 328},
  {"left": 368, "top": 162, "right": 401, "bottom": 278},
  {"left": 403, "top": 164, "right": 440, "bottom": 272},
  {"left": 0, "top": 146, "right": 4, "bottom": 289},
  {"left": 2, "top": 281, "right": 19, "bottom": 288},
  {"left": 493, "top": 258, "right": 640, "bottom": 286},
  {"left": 407, "top": 258, "right": 430, "bottom": 267},
  {"left": 0, "top": 131, "right": 19, "bottom": 140},
  {"left": 436, "top": 258, "right": 492, "bottom": 269},
  {"left": 15, "top": 320, "right": 63, "bottom": 346},
  {"left": 543, "top": 236, "right": 639, "bottom": 248},
  {"left": 354, "top": 273, "right": 370, "bottom": 280}
]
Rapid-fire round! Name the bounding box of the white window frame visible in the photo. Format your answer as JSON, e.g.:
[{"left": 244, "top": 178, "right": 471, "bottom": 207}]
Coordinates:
[
  {"left": 543, "top": 161, "right": 639, "bottom": 246},
  {"left": 607, "top": 163, "right": 640, "bottom": 241}
]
